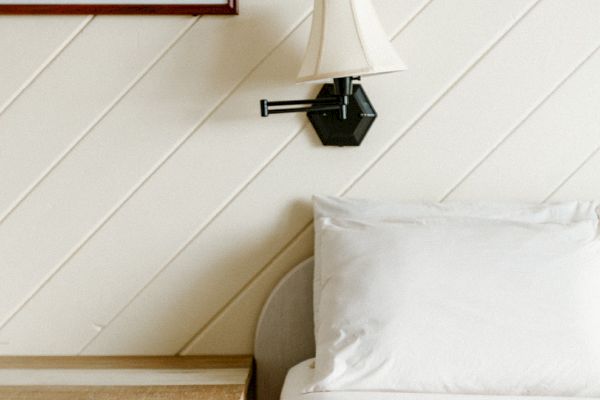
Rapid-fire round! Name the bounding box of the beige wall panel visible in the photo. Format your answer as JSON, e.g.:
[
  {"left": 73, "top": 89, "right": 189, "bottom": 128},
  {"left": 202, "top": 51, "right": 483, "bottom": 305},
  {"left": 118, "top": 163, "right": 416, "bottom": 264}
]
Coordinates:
[
  {"left": 81, "top": 0, "right": 532, "bottom": 355},
  {"left": 0, "top": 16, "right": 193, "bottom": 338},
  {"left": 0, "top": 0, "right": 313, "bottom": 354}
]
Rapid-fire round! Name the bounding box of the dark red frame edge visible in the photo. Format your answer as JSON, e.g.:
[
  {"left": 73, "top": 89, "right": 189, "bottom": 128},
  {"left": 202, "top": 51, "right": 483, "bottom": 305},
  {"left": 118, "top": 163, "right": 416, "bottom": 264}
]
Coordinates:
[{"left": 0, "top": 0, "right": 237, "bottom": 14}]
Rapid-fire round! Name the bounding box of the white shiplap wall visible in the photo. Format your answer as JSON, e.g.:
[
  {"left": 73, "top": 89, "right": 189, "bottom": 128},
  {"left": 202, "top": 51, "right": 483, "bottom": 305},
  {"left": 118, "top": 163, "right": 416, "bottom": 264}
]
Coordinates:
[{"left": 0, "top": 0, "right": 599, "bottom": 355}]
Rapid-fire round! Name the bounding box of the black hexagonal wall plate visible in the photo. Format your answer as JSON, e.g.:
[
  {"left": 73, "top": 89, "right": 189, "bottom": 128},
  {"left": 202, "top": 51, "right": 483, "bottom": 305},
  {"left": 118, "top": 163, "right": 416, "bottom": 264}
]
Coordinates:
[{"left": 307, "top": 84, "right": 377, "bottom": 146}]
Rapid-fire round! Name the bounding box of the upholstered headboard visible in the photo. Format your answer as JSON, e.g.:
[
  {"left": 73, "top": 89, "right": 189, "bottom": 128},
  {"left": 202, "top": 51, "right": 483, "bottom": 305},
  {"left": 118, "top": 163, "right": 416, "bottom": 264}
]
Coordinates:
[{"left": 254, "top": 257, "right": 315, "bottom": 400}]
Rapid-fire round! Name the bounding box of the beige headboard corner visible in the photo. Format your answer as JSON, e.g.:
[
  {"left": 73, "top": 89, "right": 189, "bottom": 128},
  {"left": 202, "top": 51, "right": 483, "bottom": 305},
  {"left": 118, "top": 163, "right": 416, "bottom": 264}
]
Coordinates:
[{"left": 254, "top": 257, "right": 316, "bottom": 400}]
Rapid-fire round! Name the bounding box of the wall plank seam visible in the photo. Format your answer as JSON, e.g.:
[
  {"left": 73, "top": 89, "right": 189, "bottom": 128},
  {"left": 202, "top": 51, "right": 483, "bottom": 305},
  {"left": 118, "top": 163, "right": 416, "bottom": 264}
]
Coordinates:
[
  {"left": 441, "top": 42, "right": 600, "bottom": 201},
  {"left": 0, "top": 16, "right": 93, "bottom": 116}
]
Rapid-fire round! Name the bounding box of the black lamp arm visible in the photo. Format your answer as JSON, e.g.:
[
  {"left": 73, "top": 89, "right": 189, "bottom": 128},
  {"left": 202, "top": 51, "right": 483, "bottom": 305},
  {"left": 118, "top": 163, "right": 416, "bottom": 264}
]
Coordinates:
[
  {"left": 260, "top": 76, "right": 360, "bottom": 119},
  {"left": 260, "top": 97, "right": 342, "bottom": 117}
]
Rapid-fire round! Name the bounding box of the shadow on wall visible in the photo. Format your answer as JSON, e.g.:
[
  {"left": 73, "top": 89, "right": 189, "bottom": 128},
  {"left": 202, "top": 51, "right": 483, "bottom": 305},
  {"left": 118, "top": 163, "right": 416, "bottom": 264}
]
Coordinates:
[{"left": 104, "top": 195, "right": 315, "bottom": 353}]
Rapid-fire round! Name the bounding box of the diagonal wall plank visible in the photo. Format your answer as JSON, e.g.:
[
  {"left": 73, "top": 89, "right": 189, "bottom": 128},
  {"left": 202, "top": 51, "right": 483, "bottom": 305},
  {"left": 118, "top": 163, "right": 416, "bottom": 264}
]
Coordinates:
[
  {"left": 547, "top": 149, "right": 600, "bottom": 201},
  {"left": 446, "top": 47, "right": 600, "bottom": 202},
  {"left": 0, "top": 0, "right": 314, "bottom": 355},
  {"left": 0, "top": 16, "right": 192, "bottom": 222},
  {"left": 0, "top": 15, "right": 90, "bottom": 114},
  {"left": 80, "top": 0, "right": 534, "bottom": 355}
]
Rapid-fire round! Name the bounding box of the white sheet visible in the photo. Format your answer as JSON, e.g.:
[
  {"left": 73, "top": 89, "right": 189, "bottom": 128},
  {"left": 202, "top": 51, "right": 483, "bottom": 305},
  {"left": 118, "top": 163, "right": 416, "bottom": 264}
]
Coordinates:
[{"left": 281, "top": 359, "right": 598, "bottom": 400}]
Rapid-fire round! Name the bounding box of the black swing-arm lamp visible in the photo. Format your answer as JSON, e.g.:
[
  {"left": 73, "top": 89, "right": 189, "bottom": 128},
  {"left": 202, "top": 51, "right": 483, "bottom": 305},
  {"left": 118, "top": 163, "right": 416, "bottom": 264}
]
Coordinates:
[{"left": 259, "top": 0, "right": 406, "bottom": 146}]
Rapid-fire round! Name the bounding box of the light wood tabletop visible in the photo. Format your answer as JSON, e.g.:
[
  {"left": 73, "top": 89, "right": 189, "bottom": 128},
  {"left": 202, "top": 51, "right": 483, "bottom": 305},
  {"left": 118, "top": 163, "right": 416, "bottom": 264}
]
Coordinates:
[{"left": 0, "top": 356, "right": 253, "bottom": 400}]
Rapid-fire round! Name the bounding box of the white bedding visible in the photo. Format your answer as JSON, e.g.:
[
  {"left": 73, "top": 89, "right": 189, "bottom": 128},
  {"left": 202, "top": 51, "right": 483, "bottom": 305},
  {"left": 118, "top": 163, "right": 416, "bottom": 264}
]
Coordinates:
[{"left": 282, "top": 359, "right": 598, "bottom": 400}]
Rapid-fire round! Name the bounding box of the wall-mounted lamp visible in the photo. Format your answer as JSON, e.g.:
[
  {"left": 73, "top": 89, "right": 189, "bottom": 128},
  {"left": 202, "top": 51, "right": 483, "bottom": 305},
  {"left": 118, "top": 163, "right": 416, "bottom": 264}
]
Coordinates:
[{"left": 260, "top": 0, "right": 406, "bottom": 146}]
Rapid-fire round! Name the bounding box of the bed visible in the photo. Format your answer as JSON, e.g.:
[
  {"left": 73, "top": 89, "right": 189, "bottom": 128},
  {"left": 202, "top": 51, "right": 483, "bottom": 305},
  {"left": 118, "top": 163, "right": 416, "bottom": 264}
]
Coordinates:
[
  {"left": 254, "top": 257, "right": 599, "bottom": 400},
  {"left": 253, "top": 197, "right": 600, "bottom": 400}
]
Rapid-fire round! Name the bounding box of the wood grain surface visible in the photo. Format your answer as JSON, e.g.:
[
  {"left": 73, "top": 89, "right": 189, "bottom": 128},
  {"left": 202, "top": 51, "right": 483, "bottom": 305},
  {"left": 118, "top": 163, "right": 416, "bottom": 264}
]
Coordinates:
[
  {"left": 0, "top": 356, "right": 251, "bottom": 369},
  {"left": 0, "top": 385, "right": 247, "bottom": 400},
  {"left": 0, "top": 356, "right": 252, "bottom": 400}
]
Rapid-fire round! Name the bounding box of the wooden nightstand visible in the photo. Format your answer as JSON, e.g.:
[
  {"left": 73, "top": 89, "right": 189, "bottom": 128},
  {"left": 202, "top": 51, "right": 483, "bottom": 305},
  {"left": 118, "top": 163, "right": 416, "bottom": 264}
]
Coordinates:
[{"left": 0, "top": 356, "right": 253, "bottom": 400}]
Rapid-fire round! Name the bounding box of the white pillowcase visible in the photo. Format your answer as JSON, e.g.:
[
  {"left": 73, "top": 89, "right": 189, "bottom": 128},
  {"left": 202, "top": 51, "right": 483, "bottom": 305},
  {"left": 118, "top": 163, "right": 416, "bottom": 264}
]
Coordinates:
[
  {"left": 312, "top": 195, "right": 600, "bottom": 336},
  {"left": 309, "top": 217, "right": 600, "bottom": 396}
]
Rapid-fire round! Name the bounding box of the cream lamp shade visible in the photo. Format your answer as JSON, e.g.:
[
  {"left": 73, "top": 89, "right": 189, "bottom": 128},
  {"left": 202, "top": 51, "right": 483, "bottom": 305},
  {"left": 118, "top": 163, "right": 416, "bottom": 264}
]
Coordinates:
[{"left": 297, "top": 0, "right": 407, "bottom": 83}]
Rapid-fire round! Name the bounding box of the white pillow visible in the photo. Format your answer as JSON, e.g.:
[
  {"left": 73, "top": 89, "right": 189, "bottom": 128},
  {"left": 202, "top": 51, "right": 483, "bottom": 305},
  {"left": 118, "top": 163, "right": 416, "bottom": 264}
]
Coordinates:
[
  {"left": 312, "top": 196, "right": 600, "bottom": 336},
  {"left": 308, "top": 217, "right": 600, "bottom": 396}
]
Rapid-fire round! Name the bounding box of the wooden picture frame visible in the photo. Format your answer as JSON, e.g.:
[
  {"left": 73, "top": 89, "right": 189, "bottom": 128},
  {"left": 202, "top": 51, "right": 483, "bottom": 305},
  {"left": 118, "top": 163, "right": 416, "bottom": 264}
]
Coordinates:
[{"left": 0, "top": 0, "right": 237, "bottom": 14}]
